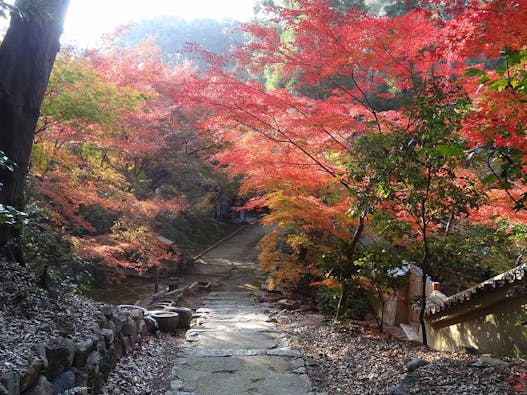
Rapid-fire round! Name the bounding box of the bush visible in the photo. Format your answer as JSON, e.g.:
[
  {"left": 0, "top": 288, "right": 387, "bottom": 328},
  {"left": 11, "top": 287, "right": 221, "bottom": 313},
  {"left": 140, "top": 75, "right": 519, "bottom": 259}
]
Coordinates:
[
  {"left": 316, "top": 285, "right": 369, "bottom": 320},
  {"left": 22, "top": 204, "right": 92, "bottom": 293},
  {"left": 77, "top": 204, "right": 118, "bottom": 235}
]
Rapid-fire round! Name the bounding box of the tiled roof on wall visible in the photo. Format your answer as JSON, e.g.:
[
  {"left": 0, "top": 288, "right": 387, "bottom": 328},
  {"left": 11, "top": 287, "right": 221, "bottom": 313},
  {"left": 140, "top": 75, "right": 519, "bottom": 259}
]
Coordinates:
[{"left": 425, "top": 262, "right": 527, "bottom": 317}]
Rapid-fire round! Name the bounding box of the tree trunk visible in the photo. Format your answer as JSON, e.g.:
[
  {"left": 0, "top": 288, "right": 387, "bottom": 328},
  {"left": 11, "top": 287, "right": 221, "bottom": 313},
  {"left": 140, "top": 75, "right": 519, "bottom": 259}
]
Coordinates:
[
  {"left": 335, "top": 281, "right": 348, "bottom": 321},
  {"left": 419, "top": 268, "right": 428, "bottom": 346},
  {"left": 335, "top": 215, "right": 365, "bottom": 320},
  {"left": 154, "top": 265, "right": 159, "bottom": 293},
  {"left": 0, "top": 0, "right": 70, "bottom": 261}
]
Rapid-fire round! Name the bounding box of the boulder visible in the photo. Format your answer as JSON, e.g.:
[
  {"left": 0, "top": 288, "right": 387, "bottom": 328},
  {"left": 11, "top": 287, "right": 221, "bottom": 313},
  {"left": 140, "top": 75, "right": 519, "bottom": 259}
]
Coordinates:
[
  {"left": 129, "top": 308, "right": 144, "bottom": 322},
  {"left": 144, "top": 315, "right": 159, "bottom": 334},
  {"left": 1, "top": 371, "right": 20, "bottom": 395},
  {"left": 96, "top": 341, "right": 111, "bottom": 378},
  {"left": 167, "top": 307, "right": 193, "bottom": 329},
  {"left": 406, "top": 359, "right": 429, "bottom": 372},
  {"left": 111, "top": 312, "right": 128, "bottom": 334},
  {"left": 101, "top": 305, "right": 114, "bottom": 320},
  {"left": 126, "top": 316, "right": 138, "bottom": 342},
  {"left": 19, "top": 358, "right": 43, "bottom": 392},
  {"left": 120, "top": 334, "right": 134, "bottom": 355},
  {"left": 73, "top": 339, "right": 94, "bottom": 368},
  {"left": 137, "top": 319, "right": 148, "bottom": 337},
  {"left": 71, "top": 367, "right": 87, "bottom": 393},
  {"left": 85, "top": 351, "right": 101, "bottom": 376},
  {"left": 44, "top": 341, "right": 75, "bottom": 379},
  {"left": 52, "top": 370, "right": 75, "bottom": 395},
  {"left": 23, "top": 374, "right": 52, "bottom": 395},
  {"left": 100, "top": 328, "right": 115, "bottom": 348},
  {"left": 33, "top": 343, "right": 48, "bottom": 369}
]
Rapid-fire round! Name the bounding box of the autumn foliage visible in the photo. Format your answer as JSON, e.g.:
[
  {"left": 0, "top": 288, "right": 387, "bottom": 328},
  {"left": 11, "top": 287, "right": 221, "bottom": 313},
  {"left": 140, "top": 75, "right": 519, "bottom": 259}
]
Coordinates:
[
  {"left": 175, "top": 0, "right": 527, "bottom": 309},
  {"left": 31, "top": 39, "right": 197, "bottom": 273},
  {"left": 26, "top": 0, "right": 527, "bottom": 321}
]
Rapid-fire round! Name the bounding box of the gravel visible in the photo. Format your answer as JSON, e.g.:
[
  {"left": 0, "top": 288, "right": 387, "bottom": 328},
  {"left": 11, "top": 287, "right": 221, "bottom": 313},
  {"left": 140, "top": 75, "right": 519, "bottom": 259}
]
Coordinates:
[{"left": 275, "top": 310, "right": 526, "bottom": 394}]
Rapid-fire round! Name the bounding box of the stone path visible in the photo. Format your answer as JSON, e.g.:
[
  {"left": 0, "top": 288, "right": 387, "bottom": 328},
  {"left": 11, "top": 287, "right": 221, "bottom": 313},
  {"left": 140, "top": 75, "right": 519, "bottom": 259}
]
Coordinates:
[
  {"left": 165, "top": 225, "right": 312, "bottom": 394},
  {"left": 165, "top": 292, "right": 312, "bottom": 394}
]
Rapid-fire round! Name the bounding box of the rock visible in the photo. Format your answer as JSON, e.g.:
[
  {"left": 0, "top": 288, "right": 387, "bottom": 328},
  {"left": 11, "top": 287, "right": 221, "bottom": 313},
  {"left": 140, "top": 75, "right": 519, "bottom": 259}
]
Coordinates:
[
  {"left": 119, "top": 334, "right": 134, "bottom": 355},
  {"left": 387, "top": 385, "right": 407, "bottom": 395},
  {"left": 169, "top": 307, "right": 193, "bottom": 329},
  {"left": 1, "top": 371, "right": 20, "bottom": 395},
  {"left": 170, "top": 378, "right": 184, "bottom": 391},
  {"left": 406, "top": 358, "right": 429, "bottom": 372},
  {"left": 101, "top": 305, "right": 114, "bottom": 320},
  {"left": 144, "top": 315, "right": 159, "bottom": 334},
  {"left": 90, "top": 322, "right": 101, "bottom": 333},
  {"left": 129, "top": 308, "right": 144, "bottom": 322},
  {"left": 137, "top": 319, "right": 148, "bottom": 337},
  {"left": 85, "top": 350, "right": 104, "bottom": 395},
  {"left": 111, "top": 312, "right": 127, "bottom": 334},
  {"left": 100, "top": 328, "right": 115, "bottom": 347},
  {"left": 472, "top": 356, "right": 509, "bottom": 368},
  {"left": 96, "top": 341, "right": 112, "bottom": 378},
  {"left": 290, "top": 358, "right": 305, "bottom": 370},
  {"left": 73, "top": 339, "right": 94, "bottom": 368},
  {"left": 44, "top": 341, "right": 75, "bottom": 379},
  {"left": 99, "top": 316, "right": 110, "bottom": 331},
  {"left": 126, "top": 316, "right": 138, "bottom": 342},
  {"left": 86, "top": 351, "right": 101, "bottom": 375},
  {"left": 23, "top": 374, "right": 53, "bottom": 395},
  {"left": 70, "top": 368, "right": 88, "bottom": 393},
  {"left": 103, "top": 318, "right": 117, "bottom": 336},
  {"left": 52, "top": 370, "right": 75, "bottom": 395},
  {"left": 462, "top": 345, "right": 479, "bottom": 355},
  {"left": 19, "top": 358, "right": 43, "bottom": 392},
  {"left": 34, "top": 343, "right": 48, "bottom": 369},
  {"left": 292, "top": 367, "right": 307, "bottom": 374}
]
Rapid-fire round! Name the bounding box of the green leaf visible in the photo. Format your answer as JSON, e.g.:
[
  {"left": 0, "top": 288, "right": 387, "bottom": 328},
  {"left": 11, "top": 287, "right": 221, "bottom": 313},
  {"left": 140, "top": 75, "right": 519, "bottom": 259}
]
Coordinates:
[
  {"left": 489, "top": 79, "right": 508, "bottom": 91},
  {"left": 436, "top": 144, "right": 464, "bottom": 158},
  {"left": 465, "top": 68, "right": 486, "bottom": 78},
  {"left": 481, "top": 173, "right": 497, "bottom": 185}
]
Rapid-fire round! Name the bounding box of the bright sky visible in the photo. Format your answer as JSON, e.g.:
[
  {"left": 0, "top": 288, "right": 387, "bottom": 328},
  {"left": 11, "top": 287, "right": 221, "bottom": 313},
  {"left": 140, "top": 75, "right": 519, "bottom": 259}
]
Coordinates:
[{"left": 63, "top": 0, "right": 256, "bottom": 46}]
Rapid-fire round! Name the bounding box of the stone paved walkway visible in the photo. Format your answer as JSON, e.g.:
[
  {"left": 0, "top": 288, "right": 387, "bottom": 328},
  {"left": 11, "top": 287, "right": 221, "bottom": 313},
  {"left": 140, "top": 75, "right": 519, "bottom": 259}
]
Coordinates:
[{"left": 165, "top": 291, "right": 312, "bottom": 394}]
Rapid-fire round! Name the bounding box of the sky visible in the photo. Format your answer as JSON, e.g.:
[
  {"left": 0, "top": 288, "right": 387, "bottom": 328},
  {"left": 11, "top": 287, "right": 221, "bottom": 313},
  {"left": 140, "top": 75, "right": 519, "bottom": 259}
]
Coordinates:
[{"left": 63, "top": 0, "right": 256, "bottom": 46}]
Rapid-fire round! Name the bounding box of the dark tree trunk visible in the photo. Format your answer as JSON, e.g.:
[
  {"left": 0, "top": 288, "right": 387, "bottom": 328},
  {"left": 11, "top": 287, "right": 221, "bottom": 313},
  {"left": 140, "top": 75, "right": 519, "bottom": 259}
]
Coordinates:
[
  {"left": 154, "top": 265, "right": 159, "bottom": 294},
  {"left": 335, "top": 215, "right": 365, "bottom": 320},
  {"left": 0, "top": 0, "right": 70, "bottom": 262},
  {"left": 419, "top": 268, "right": 428, "bottom": 346}
]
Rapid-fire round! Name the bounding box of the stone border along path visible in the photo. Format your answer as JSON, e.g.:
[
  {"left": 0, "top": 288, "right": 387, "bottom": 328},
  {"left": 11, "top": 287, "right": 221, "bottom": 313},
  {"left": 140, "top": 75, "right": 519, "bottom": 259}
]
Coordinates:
[{"left": 165, "top": 291, "right": 313, "bottom": 395}]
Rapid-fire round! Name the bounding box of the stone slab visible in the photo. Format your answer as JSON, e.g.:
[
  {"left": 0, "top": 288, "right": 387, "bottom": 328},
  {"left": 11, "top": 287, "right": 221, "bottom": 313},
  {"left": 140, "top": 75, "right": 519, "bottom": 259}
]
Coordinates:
[{"left": 171, "top": 355, "right": 311, "bottom": 395}]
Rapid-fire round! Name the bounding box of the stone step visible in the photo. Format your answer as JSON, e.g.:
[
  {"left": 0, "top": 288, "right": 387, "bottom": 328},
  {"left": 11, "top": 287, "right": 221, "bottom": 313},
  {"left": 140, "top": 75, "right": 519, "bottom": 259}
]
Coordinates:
[
  {"left": 168, "top": 354, "right": 310, "bottom": 395},
  {"left": 207, "top": 292, "right": 255, "bottom": 298},
  {"left": 176, "top": 347, "right": 302, "bottom": 358},
  {"left": 167, "top": 284, "right": 310, "bottom": 394}
]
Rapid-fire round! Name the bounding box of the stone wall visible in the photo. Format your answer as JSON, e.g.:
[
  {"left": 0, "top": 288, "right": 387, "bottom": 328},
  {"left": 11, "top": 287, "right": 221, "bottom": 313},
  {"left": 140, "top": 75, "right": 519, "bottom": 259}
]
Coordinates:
[{"left": 0, "top": 306, "right": 153, "bottom": 395}]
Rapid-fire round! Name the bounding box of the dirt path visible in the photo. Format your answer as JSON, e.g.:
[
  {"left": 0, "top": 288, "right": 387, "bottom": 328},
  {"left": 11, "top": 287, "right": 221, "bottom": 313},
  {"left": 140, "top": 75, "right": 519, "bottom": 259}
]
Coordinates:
[
  {"left": 165, "top": 224, "right": 314, "bottom": 395},
  {"left": 189, "top": 224, "right": 269, "bottom": 292}
]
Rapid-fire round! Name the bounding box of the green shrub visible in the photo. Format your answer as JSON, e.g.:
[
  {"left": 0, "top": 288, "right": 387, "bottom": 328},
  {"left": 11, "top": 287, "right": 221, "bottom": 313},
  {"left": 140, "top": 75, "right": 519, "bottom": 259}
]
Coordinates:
[{"left": 316, "top": 285, "right": 369, "bottom": 320}]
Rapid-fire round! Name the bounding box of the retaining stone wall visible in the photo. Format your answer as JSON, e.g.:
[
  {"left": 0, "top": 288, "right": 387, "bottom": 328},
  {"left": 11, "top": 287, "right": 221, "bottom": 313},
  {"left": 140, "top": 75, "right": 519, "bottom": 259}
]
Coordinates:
[{"left": 0, "top": 306, "right": 152, "bottom": 395}]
